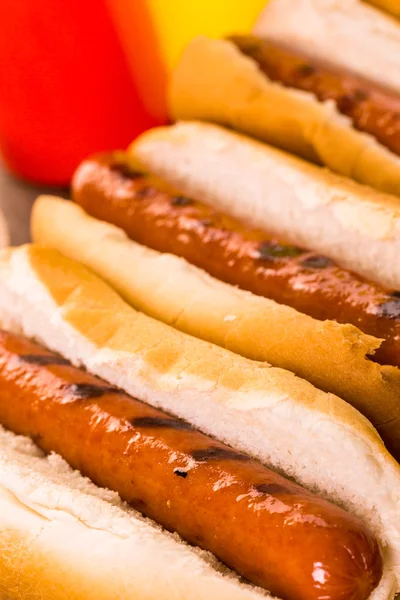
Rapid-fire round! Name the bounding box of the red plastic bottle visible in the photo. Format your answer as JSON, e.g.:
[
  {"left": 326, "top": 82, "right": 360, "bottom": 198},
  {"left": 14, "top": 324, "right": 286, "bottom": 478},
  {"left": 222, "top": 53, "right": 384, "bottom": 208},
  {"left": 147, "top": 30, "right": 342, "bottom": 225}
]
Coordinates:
[{"left": 0, "top": 0, "right": 168, "bottom": 185}]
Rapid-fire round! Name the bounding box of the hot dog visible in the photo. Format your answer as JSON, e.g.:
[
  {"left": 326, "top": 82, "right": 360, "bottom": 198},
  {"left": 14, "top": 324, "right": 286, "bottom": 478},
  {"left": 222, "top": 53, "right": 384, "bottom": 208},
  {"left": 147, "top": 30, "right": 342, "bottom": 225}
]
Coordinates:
[
  {"left": 0, "top": 244, "right": 399, "bottom": 600},
  {"left": 254, "top": 0, "right": 400, "bottom": 91},
  {"left": 32, "top": 194, "right": 400, "bottom": 463},
  {"left": 169, "top": 27, "right": 400, "bottom": 195},
  {"left": 130, "top": 122, "right": 400, "bottom": 295},
  {"left": 71, "top": 153, "right": 400, "bottom": 369},
  {"left": 0, "top": 328, "right": 383, "bottom": 600},
  {"left": 228, "top": 35, "right": 400, "bottom": 158}
]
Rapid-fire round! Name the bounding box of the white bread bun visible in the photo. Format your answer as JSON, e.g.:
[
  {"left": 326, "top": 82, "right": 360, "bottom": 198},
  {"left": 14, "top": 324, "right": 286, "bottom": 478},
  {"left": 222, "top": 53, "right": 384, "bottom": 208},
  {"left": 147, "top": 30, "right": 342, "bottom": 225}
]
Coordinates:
[
  {"left": 365, "top": 0, "right": 400, "bottom": 18},
  {"left": 0, "top": 427, "right": 272, "bottom": 600},
  {"left": 169, "top": 36, "right": 400, "bottom": 196},
  {"left": 0, "top": 244, "right": 399, "bottom": 596},
  {"left": 130, "top": 121, "right": 400, "bottom": 291},
  {"left": 254, "top": 0, "right": 400, "bottom": 92},
  {"left": 31, "top": 195, "right": 400, "bottom": 459}
]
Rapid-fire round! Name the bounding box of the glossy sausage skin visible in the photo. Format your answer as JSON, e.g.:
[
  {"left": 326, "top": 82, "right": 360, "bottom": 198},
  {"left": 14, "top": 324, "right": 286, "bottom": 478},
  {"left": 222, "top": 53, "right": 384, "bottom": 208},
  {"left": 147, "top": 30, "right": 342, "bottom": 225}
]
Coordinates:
[
  {"left": 0, "top": 329, "right": 382, "bottom": 600},
  {"left": 0, "top": 330, "right": 382, "bottom": 600},
  {"left": 73, "top": 155, "right": 400, "bottom": 368},
  {"left": 229, "top": 35, "right": 400, "bottom": 157}
]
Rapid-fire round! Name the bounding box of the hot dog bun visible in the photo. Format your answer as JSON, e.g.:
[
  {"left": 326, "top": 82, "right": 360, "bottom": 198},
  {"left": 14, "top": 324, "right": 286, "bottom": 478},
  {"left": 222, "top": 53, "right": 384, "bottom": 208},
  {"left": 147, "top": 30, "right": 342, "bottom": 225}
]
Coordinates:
[
  {"left": 254, "top": 0, "right": 400, "bottom": 92},
  {"left": 32, "top": 194, "right": 400, "bottom": 460},
  {"left": 169, "top": 36, "right": 400, "bottom": 196},
  {"left": 130, "top": 121, "right": 400, "bottom": 291},
  {"left": 0, "top": 244, "right": 400, "bottom": 598}
]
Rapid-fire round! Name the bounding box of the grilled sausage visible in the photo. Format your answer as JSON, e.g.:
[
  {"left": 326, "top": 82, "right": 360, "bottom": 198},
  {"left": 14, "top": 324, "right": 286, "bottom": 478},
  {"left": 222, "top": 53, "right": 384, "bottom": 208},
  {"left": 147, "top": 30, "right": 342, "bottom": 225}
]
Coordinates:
[
  {"left": 229, "top": 35, "right": 400, "bottom": 157},
  {"left": 73, "top": 154, "right": 400, "bottom": 368},
  {"left": 0, "top": 329, "right": 383, "bottom": 600}
]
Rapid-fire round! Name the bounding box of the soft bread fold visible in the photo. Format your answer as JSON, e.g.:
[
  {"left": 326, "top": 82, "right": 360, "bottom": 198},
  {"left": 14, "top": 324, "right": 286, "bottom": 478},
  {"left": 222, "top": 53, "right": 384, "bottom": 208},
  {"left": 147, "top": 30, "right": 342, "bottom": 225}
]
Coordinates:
[
  {"left": 0, "top": 245, "right": 400, "bottom": 593},
  {"left": 169, "top": 36, "right": 400, "bottom": 196},
  {"left": 32, "top": 195, "right": 400, "bottom": 458},
  {"left": 254, "top": 0, "right": 400, "bottom": 92},
  {"left": 0, "top": 428, "right": 271, "bottom": 600},
  {"left": 130, "top": 121, "right": 400, "bottom": 291}
]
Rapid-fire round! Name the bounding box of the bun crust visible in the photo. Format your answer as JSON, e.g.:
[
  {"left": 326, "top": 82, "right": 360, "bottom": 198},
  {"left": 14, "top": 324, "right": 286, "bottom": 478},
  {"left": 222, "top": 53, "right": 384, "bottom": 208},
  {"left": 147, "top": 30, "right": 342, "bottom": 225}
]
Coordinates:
[
  {"left": 32, "top": 195, "right": 400, "bottom": 459},
  {"left": 169, "top": 36, "right": 400, "bottom": 196},
  {"left": 0, "top": 245, "right": 399, "bottom": 592}
]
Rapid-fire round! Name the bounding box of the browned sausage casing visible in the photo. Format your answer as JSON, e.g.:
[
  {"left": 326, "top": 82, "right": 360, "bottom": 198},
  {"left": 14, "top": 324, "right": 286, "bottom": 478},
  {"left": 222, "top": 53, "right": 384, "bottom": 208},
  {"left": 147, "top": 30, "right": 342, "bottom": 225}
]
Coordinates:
[
  {"left": 229, "top": 35, "right": 400, "bottom": 158},
  {"left": 0, "top": 329, "right": 382, "bottom": 600},
  {"left": 73, "top": 155, "right": 400, "bottom": 368}
]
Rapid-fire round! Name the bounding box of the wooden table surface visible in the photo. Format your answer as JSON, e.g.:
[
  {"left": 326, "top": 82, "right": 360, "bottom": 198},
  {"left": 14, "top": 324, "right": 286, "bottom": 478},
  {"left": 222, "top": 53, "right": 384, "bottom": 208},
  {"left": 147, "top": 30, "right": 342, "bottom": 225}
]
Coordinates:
[{"left": 0, "top": 163, "right": 68, "bottom": 245}]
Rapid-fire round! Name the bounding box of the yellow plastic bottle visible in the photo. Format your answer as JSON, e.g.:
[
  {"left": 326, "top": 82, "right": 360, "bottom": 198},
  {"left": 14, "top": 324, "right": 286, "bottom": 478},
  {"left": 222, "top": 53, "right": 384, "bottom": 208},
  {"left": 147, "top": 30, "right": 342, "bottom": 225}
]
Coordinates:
[
  {"left": 146, "top": 0, "right": 267, "bottom": 70},
  {"left": 106, "top": 0, "right": 266, "bottom": 119}
]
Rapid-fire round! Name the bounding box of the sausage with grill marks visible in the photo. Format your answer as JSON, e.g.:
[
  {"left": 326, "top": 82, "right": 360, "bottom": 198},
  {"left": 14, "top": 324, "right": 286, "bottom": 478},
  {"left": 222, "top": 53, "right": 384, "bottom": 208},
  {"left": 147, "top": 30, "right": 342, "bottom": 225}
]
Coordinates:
[
  {"left": 0, "top": 329, "right": 383, "bottom": 600},
  {"left": 228, "top": 35, "right": 400, "bottom": 158},
  {"left": 73, "top": 154, "right": 400, "bottom": 368}
]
